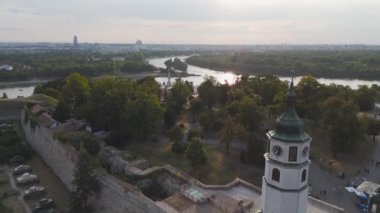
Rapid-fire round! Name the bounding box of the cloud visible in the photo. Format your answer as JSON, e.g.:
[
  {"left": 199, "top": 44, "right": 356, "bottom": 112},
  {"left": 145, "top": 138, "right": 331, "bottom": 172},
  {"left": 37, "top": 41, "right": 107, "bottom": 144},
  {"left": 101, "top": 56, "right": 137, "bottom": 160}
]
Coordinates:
[
  {"left": 0, "top": 27, "right": 22, "bottom": 31},
  {"left": 5, "top": 7, "right": 44, "bottom": 16},
  {"left": 0, "top": 0, "right": 380, "bottom": 43}
]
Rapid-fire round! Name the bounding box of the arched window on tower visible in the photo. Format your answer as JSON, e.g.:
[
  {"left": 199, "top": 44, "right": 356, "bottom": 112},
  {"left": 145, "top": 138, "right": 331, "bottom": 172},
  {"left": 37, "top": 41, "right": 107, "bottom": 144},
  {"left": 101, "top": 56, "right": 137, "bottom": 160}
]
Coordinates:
[
  {"left": 301, "top": 169, "right": 307, "bottom": 182},
  {"left": 272, "top": 168, "right": 280, "bottom": 182}
]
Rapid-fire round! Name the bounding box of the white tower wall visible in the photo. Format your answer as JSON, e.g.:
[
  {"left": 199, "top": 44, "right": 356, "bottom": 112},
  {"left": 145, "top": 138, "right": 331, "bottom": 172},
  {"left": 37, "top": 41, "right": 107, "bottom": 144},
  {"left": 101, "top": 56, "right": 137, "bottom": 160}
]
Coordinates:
[{"left": 263, "top": 178, "right": 308, "bottom": 213}]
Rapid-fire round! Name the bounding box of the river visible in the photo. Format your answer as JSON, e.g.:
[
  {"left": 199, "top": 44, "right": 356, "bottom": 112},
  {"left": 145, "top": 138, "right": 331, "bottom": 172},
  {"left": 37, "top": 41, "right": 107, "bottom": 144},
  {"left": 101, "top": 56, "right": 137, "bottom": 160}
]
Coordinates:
[
  {"left": 0, "top": 84, "right": 37, "bottom": 99},
  {"left": 1, "top": 56, "right": 380, "bottom": 98},
  {"left": 150, "top": 56, "right": 380, "bottom": 89}
]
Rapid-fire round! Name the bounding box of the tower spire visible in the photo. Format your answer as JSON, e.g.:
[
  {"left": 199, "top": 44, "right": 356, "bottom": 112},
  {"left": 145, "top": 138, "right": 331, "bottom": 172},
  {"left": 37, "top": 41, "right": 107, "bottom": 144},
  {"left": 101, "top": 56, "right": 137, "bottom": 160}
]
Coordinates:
[{"left": 262, "top": 69, "right": 311, "bottom": 213}]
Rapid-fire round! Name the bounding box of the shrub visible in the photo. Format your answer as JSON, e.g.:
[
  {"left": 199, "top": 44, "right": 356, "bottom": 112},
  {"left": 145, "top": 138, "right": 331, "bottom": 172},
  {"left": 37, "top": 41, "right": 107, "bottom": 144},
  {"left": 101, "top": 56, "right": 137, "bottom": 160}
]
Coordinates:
[
  {"left": 83, "top": 138, "right": 100, "bottom": 156},
  {"left": 171, "top": 142, "right": 187, "bottom": 154},
  {"left": 168, "top": 125, "right": 183, "bottom": 143},
  {"left": 239, "top": 149, "right": 247, "bottom": 164},
  {"left": 187, "top": 128, "right": 203, "bottom": 141}
]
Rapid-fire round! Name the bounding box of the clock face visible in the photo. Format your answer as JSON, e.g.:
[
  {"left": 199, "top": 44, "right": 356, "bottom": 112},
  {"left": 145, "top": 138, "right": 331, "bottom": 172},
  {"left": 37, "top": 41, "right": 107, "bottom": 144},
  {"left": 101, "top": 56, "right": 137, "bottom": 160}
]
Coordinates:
[
  {"left": 272, "top": 145, "right": 282, "bottom": 156},
  {"left": 303, "top": 147, "right": 309, "bottom": 156}
]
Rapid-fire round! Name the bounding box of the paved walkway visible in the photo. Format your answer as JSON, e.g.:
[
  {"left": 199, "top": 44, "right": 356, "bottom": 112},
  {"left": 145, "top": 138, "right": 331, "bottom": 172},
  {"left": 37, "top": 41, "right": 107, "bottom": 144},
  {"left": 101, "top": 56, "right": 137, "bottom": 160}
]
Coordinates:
[{"left": 309, "top": 136, "right": 380, "bottom": 213}]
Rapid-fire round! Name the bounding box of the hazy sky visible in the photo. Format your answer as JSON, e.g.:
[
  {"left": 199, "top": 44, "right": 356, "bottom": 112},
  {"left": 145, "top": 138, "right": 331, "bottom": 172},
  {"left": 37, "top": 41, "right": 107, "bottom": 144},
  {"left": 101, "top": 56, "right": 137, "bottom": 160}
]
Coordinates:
[{"left": 0, "top": 0, "right": 379, "bottom": 44}]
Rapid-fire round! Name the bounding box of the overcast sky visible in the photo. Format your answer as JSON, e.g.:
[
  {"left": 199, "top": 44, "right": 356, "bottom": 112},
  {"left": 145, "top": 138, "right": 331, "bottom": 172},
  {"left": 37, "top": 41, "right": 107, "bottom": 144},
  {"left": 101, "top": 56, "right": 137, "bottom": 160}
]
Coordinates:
[{"left": 0, "top": 0, "right": 379, "bottom": 44}]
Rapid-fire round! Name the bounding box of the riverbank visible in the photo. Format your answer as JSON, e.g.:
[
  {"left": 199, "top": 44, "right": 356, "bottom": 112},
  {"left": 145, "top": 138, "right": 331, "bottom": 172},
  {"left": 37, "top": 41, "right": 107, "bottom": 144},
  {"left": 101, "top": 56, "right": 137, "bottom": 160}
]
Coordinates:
[
  {"left": 0, "top": 71, "right": 199, "bottom": 85},
  {"left": 185, "top": 52, "right": 380, "bottom": 81},
  {"left": 0, "top": 70, "right": 200, "bottom": 99},
  {"left": 0, "top": 79, "right": 50, "bottom": 88}
]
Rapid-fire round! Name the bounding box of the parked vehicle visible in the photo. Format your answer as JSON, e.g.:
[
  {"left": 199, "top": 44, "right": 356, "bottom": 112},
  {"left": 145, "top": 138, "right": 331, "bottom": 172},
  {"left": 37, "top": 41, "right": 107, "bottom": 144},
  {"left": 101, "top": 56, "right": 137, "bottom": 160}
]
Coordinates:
[
  {"left": 24, "top": 186, "right": 46, "bottom": 199},
  {"left": 8, "top": 155, "right": 25, "bottom": 166},
  {"left": 13, "top": 165, "right": 32, "bottom": 176},
  {"left": 16, "top": 173, "right": 38, "bottom": 185},
  {"left": 32, "top": 198, "right": 55, "bottom": 213}
]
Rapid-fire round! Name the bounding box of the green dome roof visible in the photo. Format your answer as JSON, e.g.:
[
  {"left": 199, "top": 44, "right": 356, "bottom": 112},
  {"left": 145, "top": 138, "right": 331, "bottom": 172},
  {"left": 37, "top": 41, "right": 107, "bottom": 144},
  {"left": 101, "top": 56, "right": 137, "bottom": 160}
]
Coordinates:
[{"left": 268, "top": 81, "right": 311, "bottom": 142}]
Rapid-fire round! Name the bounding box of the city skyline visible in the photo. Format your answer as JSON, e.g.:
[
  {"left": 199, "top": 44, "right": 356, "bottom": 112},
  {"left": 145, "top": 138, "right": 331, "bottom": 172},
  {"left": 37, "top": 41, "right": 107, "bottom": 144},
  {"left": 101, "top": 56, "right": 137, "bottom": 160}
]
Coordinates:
[{"left": 0, "top": 0, "right": 380, "bottom": 44}]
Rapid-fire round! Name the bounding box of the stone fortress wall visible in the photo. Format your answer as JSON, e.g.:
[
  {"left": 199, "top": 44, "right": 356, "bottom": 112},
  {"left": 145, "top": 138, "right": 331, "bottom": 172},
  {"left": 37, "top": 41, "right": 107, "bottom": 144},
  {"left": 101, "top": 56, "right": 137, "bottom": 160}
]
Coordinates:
[{"left": 21, "top": 110, "right": 165, "bottom": 213}]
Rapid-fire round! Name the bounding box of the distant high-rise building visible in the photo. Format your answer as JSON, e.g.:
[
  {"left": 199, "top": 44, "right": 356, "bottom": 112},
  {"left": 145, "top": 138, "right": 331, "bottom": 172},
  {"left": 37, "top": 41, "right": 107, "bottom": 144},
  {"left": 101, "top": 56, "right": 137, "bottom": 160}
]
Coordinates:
[
  {"left": 73, "top": 35, "right": 78, "bottom": 47},
  {"left": 135, "top": 39, "right": 142, "bottom": 45},
  {"left": 135, "top": 39, "right": 143, "bottom": 51}
]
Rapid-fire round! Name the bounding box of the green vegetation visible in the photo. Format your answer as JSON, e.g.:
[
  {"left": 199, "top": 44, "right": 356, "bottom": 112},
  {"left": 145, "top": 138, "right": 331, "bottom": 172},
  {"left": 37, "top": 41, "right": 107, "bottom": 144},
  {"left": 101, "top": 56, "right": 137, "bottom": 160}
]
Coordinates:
[
  {"left": 164, "top": 79, "right": 193, "bottom": 128},
  {"left": 186, "top": 51, "right": 380, "bottom": 80},
  {"left": 0, "top": 201, "right": 11, "bottom": 213},
  {"left": 0, "top": 124, "right": 30, "bottom": 163},
  {"left": 24, "top": 106, "right": 39, "bottom": 132},
  {"left": 164, "top": 57, "right": 188, "bottom": 72},
  {"left": 70, "top": 149, "right": 100, "bottom": 213},
  {"left": 0, "top": 51, "right": 154, "bottom": 82},
  {"left": 186, "top": 137, "right": 208, "bottom": 169},
  {"left": 35, "top": 70, "right": 379, "bottom": 180},
  {"left": 321, "top": 97, "right": 363, "bottom": 155},
  {"left": 56, "top": 131, "right": 101, "bottom": 156},
  {"left": 35, "top": 73, "right": 163, "bottom": 146},
  {"left": 126, "top": 140, "right": 261, "bottom": 184},
  {"left": 0, "top": 173, "right": 14, "bottom": 213},
  {"left": 361, "top": 116, "right": 380, "bottom": 142}
]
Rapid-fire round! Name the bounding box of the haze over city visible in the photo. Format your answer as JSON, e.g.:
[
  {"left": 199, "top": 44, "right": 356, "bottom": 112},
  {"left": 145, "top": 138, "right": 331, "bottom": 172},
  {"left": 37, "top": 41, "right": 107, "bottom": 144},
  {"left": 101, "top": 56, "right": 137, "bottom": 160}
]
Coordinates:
[
  {"left": 2, "top": 1, "right": 380, "bottom": 213},
  {"left": 1, "top": 0, "right": 380, "bottom": 44}
]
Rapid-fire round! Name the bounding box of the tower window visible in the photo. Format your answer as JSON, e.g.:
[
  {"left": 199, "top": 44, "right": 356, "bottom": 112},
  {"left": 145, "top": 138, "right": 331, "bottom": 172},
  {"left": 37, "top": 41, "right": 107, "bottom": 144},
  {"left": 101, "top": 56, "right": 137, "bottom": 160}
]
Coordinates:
[
  {"left": 302, "top": 169, "right": 307, "bottom": 182},
  {"left": 289, "top": 146, "right": 298, "bottom": 162},
  {"left": 272, "top": 168, "right": 280, "bottom": 182}
]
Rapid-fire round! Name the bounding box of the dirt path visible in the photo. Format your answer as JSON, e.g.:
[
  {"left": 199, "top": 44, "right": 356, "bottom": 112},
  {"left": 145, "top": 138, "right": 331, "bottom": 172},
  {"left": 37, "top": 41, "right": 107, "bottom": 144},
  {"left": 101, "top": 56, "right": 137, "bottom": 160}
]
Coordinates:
[{"left": 7, "top": 168, "right": 31, "bottom": 213}]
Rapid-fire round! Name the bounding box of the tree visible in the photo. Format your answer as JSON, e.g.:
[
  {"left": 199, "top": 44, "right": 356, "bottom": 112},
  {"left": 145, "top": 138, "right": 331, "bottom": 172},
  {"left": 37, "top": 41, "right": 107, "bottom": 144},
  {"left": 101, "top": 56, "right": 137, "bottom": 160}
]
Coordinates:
[
  {"left": 295, "top": 76, "right": 322, "bottom": 120},
  {"left": 328, "top": 113, "right": 363, "bottom": 155},
  {"left": 237, "top": 96, "right": 262, "bottom": 133},
  {"left": 186, "top": 137, "right": 207, "bottom": 169},
  {"left": 320, "top": 96, "right": 357, "bottom": 128},
  {"left": 198, "top": 76, "right": 219, "bottom": 109},
  {"left": 361, "top": 116, "right": 380, "bottom": 142},
  {"left": 169, "top": 125, "right": 186, "bottom": 154},
  {"left": 164, "top": 58, "right": 173, "bottom": 68},
  {"left": 199, "top": 110, "right": 220, "bottom": 132},
  {"left": 122, "top": 92, "right": 163, "bottom": 139},
  {"left": 137, "top": 76, "right": 161, "bottom": 99},
  {"left": 168, "top": 79, "right": 192, "bottom": 114},
  {"left": 168, "top": 125, "right": 184, "bottom": 143},
  {"left": 41, "top": 88, "right": 61, "bottom": 99},
  {"left": 70, "top": 150, "right": 100, "bottom": 213},
  {"left": 53, "top": 100, "right": 71, "bottom": 122},
  {"left": 2, "top": 92, "right": 8, "bottom": 99},
  {"left": 355, "top": 85, "right": 376, "bottom": 111},
  {"left": 172, "top": 58, "right": 188, "bottom": 71},
  {"left": 189, "top": 98, "right": 203, "bottom": 123},
  {"left": 321, "top": 96, "right": 363, "bottom": 155},
  {"left": 62, "top": 73, "right": 91, "bottom": 108},
  {"left": 246, "top": 138, "right": 265, "bottom": 168},
  {"left": 220, "top": 115, "right": 237, "bottom": 155},
  {"left": 89, "top": 77, "right": 134, "bottom": 131},
  {"left": 249, "top": 75, "right": 287, "bottom": 106}
]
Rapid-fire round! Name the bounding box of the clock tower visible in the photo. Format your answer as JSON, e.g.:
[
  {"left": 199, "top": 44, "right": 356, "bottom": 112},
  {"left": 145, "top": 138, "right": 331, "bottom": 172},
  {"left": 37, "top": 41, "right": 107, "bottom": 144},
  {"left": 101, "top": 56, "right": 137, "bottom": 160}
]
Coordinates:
[{"left": 262, "top": 80, "right": 312, "bottom": 213}]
